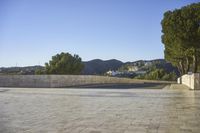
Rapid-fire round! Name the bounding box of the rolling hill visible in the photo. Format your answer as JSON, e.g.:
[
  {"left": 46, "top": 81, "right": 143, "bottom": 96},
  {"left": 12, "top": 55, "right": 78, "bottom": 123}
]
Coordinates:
[
  {"left": 82, "top": 59, "right": 123, "bottom": 75},
  {"left": 0, "top": 59, "right": 179, "bottom": 76}
]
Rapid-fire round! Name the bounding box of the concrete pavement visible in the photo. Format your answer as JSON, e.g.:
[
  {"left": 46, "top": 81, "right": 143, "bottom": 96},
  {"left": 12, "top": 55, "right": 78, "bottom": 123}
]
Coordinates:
[{"left": 0, "top": 85, "right": 200, "bottom": 133}]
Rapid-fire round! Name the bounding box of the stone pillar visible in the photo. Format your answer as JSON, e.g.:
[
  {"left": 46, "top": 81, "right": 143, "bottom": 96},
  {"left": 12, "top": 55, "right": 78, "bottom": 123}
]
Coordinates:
[
  {"left": 177, "top": 77, "right": 181, "bottom": 84},
  {"left": 178, "top": 73, "right": 200, "bottom": 90}
]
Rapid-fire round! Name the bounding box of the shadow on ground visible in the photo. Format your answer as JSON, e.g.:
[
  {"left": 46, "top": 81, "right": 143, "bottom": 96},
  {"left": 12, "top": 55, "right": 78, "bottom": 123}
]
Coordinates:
[{"left": 68, "top": 83, "right": 168, "bottom": 89}]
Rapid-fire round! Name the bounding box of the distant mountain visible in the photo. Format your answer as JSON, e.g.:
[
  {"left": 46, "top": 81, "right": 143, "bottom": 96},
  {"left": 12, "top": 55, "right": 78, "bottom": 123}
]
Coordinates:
[
  {"left": 82, "top": 59, "right": 123, "bottom": 75},
  {"left": 0, "top": 59, "right": 179, "bottom": 76}
]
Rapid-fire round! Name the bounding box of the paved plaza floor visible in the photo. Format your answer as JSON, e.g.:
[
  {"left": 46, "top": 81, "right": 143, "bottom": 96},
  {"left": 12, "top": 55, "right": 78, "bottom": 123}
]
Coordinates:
[{"left": 0, "top": 85, "right": 200, "bottom": 133}]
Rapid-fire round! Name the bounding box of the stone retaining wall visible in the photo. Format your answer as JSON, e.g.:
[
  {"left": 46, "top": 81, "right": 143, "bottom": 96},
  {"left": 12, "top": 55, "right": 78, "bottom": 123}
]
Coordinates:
[
  {"left": 0, "top": 75, "right": 172, "bottom": 88},
  {"left": 0, "top": 75, "right": 137, "bottom": 88}
]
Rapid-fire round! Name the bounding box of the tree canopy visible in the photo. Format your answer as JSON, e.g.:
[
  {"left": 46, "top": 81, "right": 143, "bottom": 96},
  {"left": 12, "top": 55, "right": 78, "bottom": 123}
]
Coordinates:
[
  {"left": 36, "top": 52, "right": 84, "bottom": 75},
  {"left": 161, "top": 2, "right": 200, "bottom": 75}
]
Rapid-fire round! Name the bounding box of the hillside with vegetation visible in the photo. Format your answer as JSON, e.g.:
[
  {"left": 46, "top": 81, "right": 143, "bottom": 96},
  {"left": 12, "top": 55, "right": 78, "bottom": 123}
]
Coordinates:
[
  {"left": 0, "top": 58, "right": 179, "bottom": 81},
  {"left": 0, "top": 66, "right": 43, "bottom": 75},
  {"left": 107, "top": 59, "right": 179, "bottom": 81}
]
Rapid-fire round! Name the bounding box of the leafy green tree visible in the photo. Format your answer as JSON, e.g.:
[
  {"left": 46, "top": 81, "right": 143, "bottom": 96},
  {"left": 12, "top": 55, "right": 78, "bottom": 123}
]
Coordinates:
[
  {"left": 144, "top": 69, "right": 165, "bottom": 80},
  {"left": 161, "top": 2, "right": 200, "bottom": 74},
  {"left": 44, "top": 52, "right": 84, "bottom": 75},
  {"left": 35, "top": 68, "right": 45, "bottom": 75},
  {"left": 162, "top": 72, "right": 177, "bottom": 81},
  {"left": 135, "top": 68, "right": 177, "bottom": 81}
]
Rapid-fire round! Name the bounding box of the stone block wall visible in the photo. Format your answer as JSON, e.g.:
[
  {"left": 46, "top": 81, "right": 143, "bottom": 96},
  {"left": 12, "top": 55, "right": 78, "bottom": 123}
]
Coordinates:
[{"left": 0, "top": 75, "right": 144, "bottom": 88}]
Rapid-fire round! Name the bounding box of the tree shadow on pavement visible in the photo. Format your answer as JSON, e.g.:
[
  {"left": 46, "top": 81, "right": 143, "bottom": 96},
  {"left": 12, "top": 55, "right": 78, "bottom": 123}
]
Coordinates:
[{"left": 68, "top": 83, "right": 168, "bottom": 89}]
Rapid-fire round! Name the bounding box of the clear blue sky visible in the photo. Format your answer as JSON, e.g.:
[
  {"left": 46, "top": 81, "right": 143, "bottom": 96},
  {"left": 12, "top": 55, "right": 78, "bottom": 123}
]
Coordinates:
[{"left": 0, "top": 0, "right": 198, "bottom": 67}]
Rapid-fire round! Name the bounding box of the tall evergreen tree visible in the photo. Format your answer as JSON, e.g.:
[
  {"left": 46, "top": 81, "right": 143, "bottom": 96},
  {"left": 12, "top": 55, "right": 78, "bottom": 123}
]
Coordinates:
[{"left": 161, "top": 2, "right": 200, "bottom": 74}]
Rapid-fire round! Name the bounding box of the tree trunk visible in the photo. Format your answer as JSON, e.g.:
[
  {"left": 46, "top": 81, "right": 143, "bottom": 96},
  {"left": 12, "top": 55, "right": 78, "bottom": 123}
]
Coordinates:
[
  {"left": 193, "top": 49, "right": 198, "bottom": 73},
  {"left": 182, "top": 60, "right": 186, "bottom": 74},
  {"left": 177, "top": 65, "right": 182, "bottom": 76},
  {"left": 179, "top": 61, "right": 185, "bottom": 75},
  {"left": 186, "top": 57, "right": 190, "bottom": 73}
]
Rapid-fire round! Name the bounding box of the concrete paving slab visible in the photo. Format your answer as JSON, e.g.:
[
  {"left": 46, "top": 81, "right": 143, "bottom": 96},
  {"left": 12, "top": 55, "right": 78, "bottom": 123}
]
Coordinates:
[{"left": 0, "top": 86, "right": 200, "bottom": 133}]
